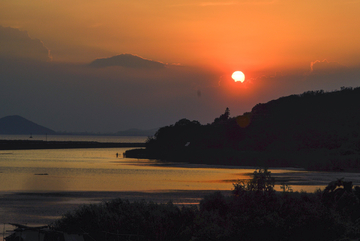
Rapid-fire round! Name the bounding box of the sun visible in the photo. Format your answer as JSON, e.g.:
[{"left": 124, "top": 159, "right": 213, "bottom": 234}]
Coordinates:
[{"left": 232, "top": 71, "right": 245, "bottom": 83}]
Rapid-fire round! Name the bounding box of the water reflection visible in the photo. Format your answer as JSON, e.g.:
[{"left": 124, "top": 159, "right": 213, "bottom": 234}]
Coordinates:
[
  {"left": 3, "top": 147, "right": 360, "bottom": 230},
  {"left": 121, "top": 159, "right": 360, "bottom": 192},
  {"left": 1, "top": 148, "right": 360, "bottom": 193}
]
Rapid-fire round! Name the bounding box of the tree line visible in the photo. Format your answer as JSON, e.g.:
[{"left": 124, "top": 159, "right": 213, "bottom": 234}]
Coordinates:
[{"left": 125, "top": 87, "right": 360, "bottom": 171}]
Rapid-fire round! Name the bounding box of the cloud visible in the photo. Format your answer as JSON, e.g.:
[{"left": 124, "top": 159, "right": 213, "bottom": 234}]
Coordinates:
[
  {"left": 0, "top": 25, "right": 52, "bottom": 62},
  {"left": 309, "top": 59, "right": 347, "bottom": 74},
  {"left": 88, "top": 54, "right": 166, "bottom": 69}
]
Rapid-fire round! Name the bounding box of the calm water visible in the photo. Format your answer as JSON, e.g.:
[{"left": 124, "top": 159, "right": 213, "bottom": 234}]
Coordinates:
[
  {"left": 1, "top": 135, "right": 360, "bottom": 192},
  {"left": 0, "top": 147, "right": 257, "bottom": 192},
  {"left": 1, "top": 135, "right": 360, "bottom": 229}
]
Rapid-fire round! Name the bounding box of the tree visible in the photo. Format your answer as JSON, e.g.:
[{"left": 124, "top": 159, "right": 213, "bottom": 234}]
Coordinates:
[
  {"left": 233, "top": 168, "right": 275, "bottom": 195},
  {"left": 213, "top": 107, "right": 230, "bottom": 123}
]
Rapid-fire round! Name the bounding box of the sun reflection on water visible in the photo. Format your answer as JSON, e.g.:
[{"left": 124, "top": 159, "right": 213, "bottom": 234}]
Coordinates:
[{"left": 1, "top": 148, "right": 360, "bottom": 193}]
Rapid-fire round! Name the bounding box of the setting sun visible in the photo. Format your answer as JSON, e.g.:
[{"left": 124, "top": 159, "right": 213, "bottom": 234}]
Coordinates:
[{"left": 232, "top": 71, "right": 245, "bottom": 83}]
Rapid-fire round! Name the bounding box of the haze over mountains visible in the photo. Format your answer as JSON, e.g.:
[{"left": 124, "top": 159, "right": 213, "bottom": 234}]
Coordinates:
[
  {"left": 0, "top": 115, "right": 157, "bottom": 136},
  {"left": 2, "top": 87, "right": 360, "bottom": 148}
]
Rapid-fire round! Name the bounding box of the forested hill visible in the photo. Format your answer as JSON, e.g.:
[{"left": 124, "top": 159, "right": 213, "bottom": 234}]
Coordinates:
[
  {"left": 248, "top": 87, "right": 360, "bottom": 151},
  {"left": 126, "top": 87, "right": 360, "bottom": 171},
  {"left": 252, "top": 87, "right": 360, "bottom": 130}
]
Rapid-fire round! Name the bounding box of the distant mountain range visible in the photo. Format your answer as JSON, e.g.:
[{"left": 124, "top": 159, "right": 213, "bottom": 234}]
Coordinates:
[
  {"left": 0, "top": 115, "right": 157, "bottom": 136},
  {"left": 0, "top": 115, "right": 56, "bottom": 135}
]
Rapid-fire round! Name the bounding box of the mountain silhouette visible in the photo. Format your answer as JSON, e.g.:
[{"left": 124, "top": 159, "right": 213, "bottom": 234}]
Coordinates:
[
  {"left": 0, "top": 115, "right": 56, "bottom": 135},
  {"left": 88, "top": 54, "right": 166, "bottom": 69}
]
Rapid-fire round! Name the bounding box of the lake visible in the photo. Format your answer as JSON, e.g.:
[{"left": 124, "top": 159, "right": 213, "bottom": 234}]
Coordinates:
[
  {"left": 1, "top": 134, "right": 360, "bottom": 229},
  {"left": 0, "top": 134, "right": 147, "bottom": 143}
]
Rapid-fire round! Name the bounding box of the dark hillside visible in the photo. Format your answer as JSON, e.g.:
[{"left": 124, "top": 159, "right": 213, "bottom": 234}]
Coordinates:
[
  {"left": 245, "top": 87, "right": 360, "bottom": 151},
  {"left": 0, "top": 115, "right": 56, "bottom": 135},
  {"left": 126, "top": 87, "right": 360, "bottom": 170}
]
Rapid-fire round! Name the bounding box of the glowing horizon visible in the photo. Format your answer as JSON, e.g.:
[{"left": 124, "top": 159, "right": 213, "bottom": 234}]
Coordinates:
[
  {"left": 1, "top": 0, "right": 360, "bottom": 132},
  {"left": 1, "top": 0, "right": 359, "bottom": 71}
]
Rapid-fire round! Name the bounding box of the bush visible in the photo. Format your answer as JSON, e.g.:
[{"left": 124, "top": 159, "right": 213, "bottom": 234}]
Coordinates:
[
  {"left": 52, "top": 171, "right": 360, "bottom": 241},
  {"left": 232, "top": 168, "right": 275, "bottom": 195},
  {"left": 53, "top": 199, "right": 195, "bottom": 241}
]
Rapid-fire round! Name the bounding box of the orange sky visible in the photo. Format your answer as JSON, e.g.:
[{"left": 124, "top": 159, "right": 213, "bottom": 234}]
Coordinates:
[
  {"left": 1, "top": 0, "right": 360, "bottom": 132},
  {"left": 2, "top": 0, "right": 360, "bottom": 70}
]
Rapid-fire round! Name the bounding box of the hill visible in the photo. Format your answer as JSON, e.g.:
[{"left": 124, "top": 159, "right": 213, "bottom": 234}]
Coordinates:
[
  {"left": 125, "top": 87, "right": 360, "bottom": 171},
  {"left": 0, "top": 115, "right": 56, "bottom": 135},
  {"left": 88, "top": 54, "right": 166, "bottom": 69}
]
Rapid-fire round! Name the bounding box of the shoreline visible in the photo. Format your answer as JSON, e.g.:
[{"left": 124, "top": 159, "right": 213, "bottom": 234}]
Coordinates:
[
  {"left": 124, "top": 148, "right": 360, "bottom": 173},
  {"left": 0, "top": 139, "right": 146, "bottom": 150}
]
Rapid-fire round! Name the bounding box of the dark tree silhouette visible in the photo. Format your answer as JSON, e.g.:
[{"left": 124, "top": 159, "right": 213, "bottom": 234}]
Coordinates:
[
  {"left": 213, "top": 107, "right": 230, "bottom": 123},
  {"left": 125, "top": 87, "right": 360, "bottom": 170}
]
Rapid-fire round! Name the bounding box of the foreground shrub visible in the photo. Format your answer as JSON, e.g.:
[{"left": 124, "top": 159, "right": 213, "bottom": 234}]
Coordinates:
[
  {"left": 192, "top": 190, "right": 343, "bottom": 241},
  {"left": 52, "top": 170, "right": 360, "bottom": 241},
  {"left": 53, "top": 199, "right": 195, "bottom": 241}
]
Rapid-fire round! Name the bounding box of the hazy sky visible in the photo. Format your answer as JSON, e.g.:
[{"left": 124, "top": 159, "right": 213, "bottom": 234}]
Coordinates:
[{"left": 1, "top": 0, "right": 360, "bottom": 132}]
